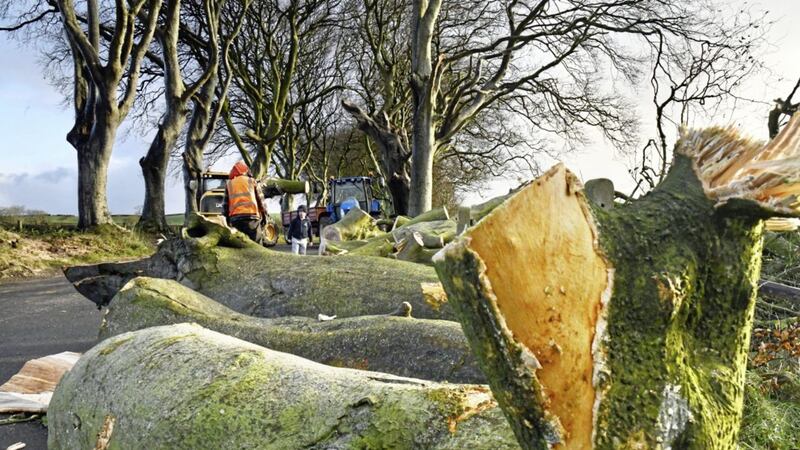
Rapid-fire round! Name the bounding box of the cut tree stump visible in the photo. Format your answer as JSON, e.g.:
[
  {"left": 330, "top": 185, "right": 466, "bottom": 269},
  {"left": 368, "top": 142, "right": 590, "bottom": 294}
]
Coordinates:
[
  {"left": 434, "top": 116, "right": 800, "bottom": 449},
  {"left": 48, "top": 324, "right": 520, "bottom": 450},
  {"left": 101, "top": 277, "right": 483, "bottom": 383},
  {"left": 64, "top": 217, "right": 455, "bottom": 320}
]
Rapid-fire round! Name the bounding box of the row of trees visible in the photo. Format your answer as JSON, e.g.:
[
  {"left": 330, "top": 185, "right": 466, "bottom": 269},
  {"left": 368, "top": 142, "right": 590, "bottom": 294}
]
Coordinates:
[{"left": 0, "top": 0, "right": 774, "bottom": 230}]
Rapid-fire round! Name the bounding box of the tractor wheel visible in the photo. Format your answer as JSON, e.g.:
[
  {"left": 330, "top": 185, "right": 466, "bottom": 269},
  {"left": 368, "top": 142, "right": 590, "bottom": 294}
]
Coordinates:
[{"left": 262, "top": 222, "right": 279, "bottom": 247}]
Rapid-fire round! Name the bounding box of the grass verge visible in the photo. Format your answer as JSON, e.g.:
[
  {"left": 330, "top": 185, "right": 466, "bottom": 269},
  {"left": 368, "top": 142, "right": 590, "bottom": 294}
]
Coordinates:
[{"left": 0, "top": 224, "right": 155, "bottom": 281}]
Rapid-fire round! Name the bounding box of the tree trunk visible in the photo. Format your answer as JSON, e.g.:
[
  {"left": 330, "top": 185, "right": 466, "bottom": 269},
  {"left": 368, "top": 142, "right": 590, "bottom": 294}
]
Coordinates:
[
  {"left": 434, "top": 120, "right": 800, "bottom": 449},
  {"left": 409, "top": 96, "right": 436, "bottom": 216},
  {"left": 64, "top": 216, "right": 454, "bottom": 320},
  {"left": 48, "top": 324, "right": 519, "bottom": 449},
  {"left": 76, "top": 111, "right": 116, "bottom": 229},
  {"left": 138, "top": 109, "right": 186, "bottom": 232},
  {"left": 183, "top": 79, "right": 219, "bottom": 224},
  {"left": 341, "top": 100, "right": 411, "bottom": 215},
  {"left": 408, "top": 0, "right": 442, "bottom": 217},
  {"left": 101, "top": 277, "right": 484, "bottom": 383}
]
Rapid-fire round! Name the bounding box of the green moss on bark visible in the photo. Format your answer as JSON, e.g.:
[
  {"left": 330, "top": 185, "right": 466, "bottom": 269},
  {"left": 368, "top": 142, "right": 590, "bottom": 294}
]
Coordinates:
[
  {"left": 48, "top": 324, "right": 520, "bottom": 449},
  {"left": 100, "top": 277, "right": 484, "bottom": 383},
  {"left": 590, "top": 155, "right": 763, "bottom": 449}
]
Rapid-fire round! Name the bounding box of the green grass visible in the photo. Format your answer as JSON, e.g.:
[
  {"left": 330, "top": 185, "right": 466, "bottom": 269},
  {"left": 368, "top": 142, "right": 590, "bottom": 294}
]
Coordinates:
[
  {"left": 740, "top": 368, "right": 800, "bottom": 449},
  {"left": 741, "top": 229, "right": 800, "bottom": 448},
  {"left": 0, "top": 224, "right": 155, "bottom": 280},
  {"left": 0, "top": 213, "right": 184, "bottom": 230}
]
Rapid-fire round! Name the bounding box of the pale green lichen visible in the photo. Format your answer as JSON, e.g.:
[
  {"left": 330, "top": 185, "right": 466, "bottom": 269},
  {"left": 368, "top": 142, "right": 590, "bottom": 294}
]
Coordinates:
[
  {"left": 98, "top": 336, "right": 133, "bottom": 355},
  {"left": 48, "top": 324, "right": 520, "bottom": 449}
]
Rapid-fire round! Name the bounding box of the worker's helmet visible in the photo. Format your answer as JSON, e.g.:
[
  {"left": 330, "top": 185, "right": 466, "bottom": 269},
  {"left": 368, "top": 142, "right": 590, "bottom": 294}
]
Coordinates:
[{"left": 229, "top": 160, "right": 250, "bottom": 179}]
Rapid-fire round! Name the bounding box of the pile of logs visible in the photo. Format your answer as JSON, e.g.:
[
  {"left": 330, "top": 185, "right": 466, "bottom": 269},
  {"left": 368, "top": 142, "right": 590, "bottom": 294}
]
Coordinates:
[{"left": 318, "top": 201, "right": 509, "bottom": 266}]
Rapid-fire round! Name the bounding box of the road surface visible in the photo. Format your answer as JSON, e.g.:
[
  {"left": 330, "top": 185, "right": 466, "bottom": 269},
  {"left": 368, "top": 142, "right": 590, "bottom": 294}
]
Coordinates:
[{"left": 0, "top": 275, "right": 102, "bottom": 449}]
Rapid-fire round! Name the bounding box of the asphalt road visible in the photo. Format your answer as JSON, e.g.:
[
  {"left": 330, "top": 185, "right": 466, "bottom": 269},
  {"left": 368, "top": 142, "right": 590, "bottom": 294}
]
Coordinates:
[{"left": 0, "top": 275, "right": 102, "bottom": 450}]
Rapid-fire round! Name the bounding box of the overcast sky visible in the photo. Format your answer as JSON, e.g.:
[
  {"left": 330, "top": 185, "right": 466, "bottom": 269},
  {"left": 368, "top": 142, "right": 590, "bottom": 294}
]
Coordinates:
[{"left": 0, "top": 0, "right": 798, "bottom": 215}]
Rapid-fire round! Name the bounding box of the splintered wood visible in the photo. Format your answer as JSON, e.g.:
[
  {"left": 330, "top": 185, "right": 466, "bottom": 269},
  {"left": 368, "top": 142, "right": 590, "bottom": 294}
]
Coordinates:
[
  {"left": 464, "top": 165, "right": 609, "bottom": 449},
  {"left": 684, "top": 113, "right": 800, "bottom": 212},
  {"left": 0, "top": 352, "right": 81, "bottom": 413}
]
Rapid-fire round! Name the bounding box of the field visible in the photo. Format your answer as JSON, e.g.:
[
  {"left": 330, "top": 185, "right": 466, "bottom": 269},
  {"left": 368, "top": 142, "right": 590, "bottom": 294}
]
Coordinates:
[
  {"left": 0, "top": 213, "right": 185, "bottom": 230},
  {"left": 0, "top": 214, "right": 172, "bottom": 281}
]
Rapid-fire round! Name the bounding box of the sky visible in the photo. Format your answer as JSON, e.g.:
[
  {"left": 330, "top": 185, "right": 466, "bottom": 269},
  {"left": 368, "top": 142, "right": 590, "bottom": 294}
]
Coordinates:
[{"left": 0, "top": 0, "right": 798, "bottom": 215}]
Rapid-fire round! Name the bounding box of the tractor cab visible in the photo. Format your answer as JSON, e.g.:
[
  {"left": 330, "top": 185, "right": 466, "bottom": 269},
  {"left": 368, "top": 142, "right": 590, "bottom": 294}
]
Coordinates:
[
  {"left": 327, "top": 176, "right": 387, "bottom": 222},
  {"left": 195, "top": 171, "right": 228, "bottom": 216}
]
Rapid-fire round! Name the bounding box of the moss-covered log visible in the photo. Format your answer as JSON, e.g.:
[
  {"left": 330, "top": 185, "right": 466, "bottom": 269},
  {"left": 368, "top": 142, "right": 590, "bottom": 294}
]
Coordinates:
[
  {"left": 394, "top": 232, "right": 440, "bottom": 265},
  {"left": 434, "top": 118, "right": 800, "bottom": 449},
  {"left": 319, "top": 217, "right": 457, "bottom": 263},
  {"left": 48, "top": 324, "right": 519, "bottom": 449},
  {"left": 102, "top": 277, "right": 483, "bottom": 383},
  {"left": 392, "top": 219, "right": 457, "bottom": 247},
  {"left": 65, "top": 217, "right": 455, "bottom": 320},
  {"left": 320, "top": 208, "right": 382, "bottom": 243}
]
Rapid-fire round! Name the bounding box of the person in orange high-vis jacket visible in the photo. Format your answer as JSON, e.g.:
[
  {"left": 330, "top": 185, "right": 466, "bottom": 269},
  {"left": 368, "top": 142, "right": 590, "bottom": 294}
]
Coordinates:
[{"left": 222, "top": 161, "right": 267, "bottom": 244}]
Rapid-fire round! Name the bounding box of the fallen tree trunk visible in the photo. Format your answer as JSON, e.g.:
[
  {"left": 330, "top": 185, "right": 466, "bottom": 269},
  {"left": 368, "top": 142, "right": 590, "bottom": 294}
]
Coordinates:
[
  {"left": 64, "top": 217, "right": 454, "bottom": 320},
  {"left": 320, "top": 208, "right": 382, "bottom": 243},
  {"left": 394, "top": 232, "right": 439, "bottom": 265},
  {"left": 48, "top": 324, "right": 519, "bottom": 449},
  {"left": 259, "top": 178, "right": 309, "bottom": 197},
  {"left": 758, "top": 279, "right": 800, "bottom": 305},
  {"left": 434, "top": 118, "right": 800, "bottom": 449},
  {"left": 402, "top": 206, "right": 449, "bottom": 227},
  {"left": 102, "top": 277, "right": 483, "bottom": 383}
]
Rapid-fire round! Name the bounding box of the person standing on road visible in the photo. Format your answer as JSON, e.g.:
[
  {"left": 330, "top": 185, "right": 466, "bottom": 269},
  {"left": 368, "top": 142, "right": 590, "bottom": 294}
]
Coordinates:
[
  {"left": 288, "top": 205, "right": 313, "bottom": 255},
  {"left": 223, "top": 161, "right": 267, "bottom": 244}
]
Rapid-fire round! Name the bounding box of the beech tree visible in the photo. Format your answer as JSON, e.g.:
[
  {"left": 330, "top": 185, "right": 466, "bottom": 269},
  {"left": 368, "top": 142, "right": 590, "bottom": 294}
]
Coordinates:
[
  {"left": 137, "top": 0, "right": 250, "bottom": 229},
  {"left": 221, "top": 0, "right": 342, "bottom": 184},
  {"left": 403, "top": 0, "right": 767, "bottom": 215},
  {"left": 56, "top": 0, "right": 162, "bottom": 228}
]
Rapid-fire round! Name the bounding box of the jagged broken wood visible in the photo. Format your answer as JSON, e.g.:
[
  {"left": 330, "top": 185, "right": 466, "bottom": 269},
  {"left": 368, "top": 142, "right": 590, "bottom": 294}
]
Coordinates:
[
  {"left": 434, "top": 115, "right": 800, "bottom": 449},
  {"left": 64, "top": 217, "right": 455, "bottom": 320},
  {"left": 48, "top": 324, "right": 520, "bottom": 449},
  {"left": 101, "top": 277, "right": 483, "bottom": 383}
]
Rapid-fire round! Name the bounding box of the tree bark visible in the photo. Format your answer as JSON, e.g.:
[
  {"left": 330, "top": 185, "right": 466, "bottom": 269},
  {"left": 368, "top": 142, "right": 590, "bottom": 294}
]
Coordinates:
[
  {"left": 341, "top": 100, "right": 411, "bottom": 215},
  {"left": 408, "top": 0, "right": 443, "bottom": 217},
  {"left": 434, "top": 119, "right": 800, "bottom": 449},
  {"left": 101, "top": 277, "right": 484, "bottom": 383},
  {"left": 76, "top": 107, "right": 116, "bottom": 228},
  {"left": 183, "top": 79, "right": 218, "bottom": 222},
  {"left": 138, "top": 109, "right": 185, "bottom": 232},
  {"left": 48, "top": 324, "right": 519, "bottom": 449},
  {"left": 138, "top": 0, "right": 188, "bottom": 233},
  {"left": 409, "top": 91, "right": 436, "bottom": 216},
  {"left": 64, "top": 216, "right": 455, "bottom": 320}
]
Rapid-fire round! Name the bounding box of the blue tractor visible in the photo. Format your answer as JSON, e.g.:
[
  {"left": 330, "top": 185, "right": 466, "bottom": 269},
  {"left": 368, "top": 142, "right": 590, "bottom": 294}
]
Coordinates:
[
  {"left": 282, "top": 175, "right": 391, "bottom": 239},
  {"left": 327, "top": 176, "right": 388, "bottom": 222}
]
